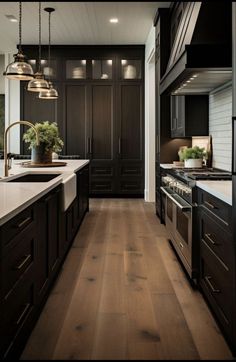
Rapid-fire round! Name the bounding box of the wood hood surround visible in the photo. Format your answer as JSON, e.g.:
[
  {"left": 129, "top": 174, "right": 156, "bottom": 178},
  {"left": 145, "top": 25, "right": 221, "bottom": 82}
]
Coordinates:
[{"left": 160, "top": 1, "right": 232, "bottom": 95}]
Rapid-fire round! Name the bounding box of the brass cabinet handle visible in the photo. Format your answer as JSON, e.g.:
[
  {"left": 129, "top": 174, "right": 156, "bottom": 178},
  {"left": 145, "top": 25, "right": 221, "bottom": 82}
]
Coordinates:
[
  {"left": 205, "top": 233, "right": 218, "bottom": 245},
  {"left": 204, "top": 276, "right": 220, "bottom": 293},
  {"left": 204, "top": 200, "right": 218, "bottom": 210},
  {"left": 16, "top": 303, "right": 31, "bottom": 325},
  {"left": 16, "top": 216, "right": 31, "bottom": 229},
  {"left": 14, "top": 254, "right": 31, "bottom": 270}
]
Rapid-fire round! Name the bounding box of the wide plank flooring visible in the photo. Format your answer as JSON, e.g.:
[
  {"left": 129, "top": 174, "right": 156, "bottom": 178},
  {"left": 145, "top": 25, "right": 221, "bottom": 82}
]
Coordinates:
[{"left": 21, "top": 199, "right": 233, "bottom": 360}]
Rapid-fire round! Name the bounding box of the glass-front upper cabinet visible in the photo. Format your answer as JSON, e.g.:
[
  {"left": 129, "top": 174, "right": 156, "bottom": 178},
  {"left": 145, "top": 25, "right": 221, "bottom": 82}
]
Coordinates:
[
  {"left": 92, "top": 59, "right": 113, "bottom": 80},
  {"left": 121, "top": 59, "right": 142, "bottom": 79},
  {"left": 28, "top": 58, "right": 58, "bottom": 80},
  {"left": 66, "top": 60, "right": 86, "bottom": 79}
]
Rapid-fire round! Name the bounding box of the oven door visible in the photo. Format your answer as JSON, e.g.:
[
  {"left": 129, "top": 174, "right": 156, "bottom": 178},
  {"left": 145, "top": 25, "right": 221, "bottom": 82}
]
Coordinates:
[{"left": 161, "top": 186, "right": 193, "bottom": 275}]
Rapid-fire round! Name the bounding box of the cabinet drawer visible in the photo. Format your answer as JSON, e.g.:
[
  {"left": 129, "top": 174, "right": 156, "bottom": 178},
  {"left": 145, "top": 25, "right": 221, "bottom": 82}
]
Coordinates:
[
  {"left": 91, "top": 166, "right": 113, "bottom": 177},
  {"left": 200, "top": 240, "right": 233, "bottom": 330},
  {"left": 199, "top": 190, "right": 232, "bottom": 229},
  {"left": 200, "top": 212, "right": 233, "bottom": 271},
  {"left": 2, "top": 278, "right": 34, "bottom": 357},
  {"left": 91, "top": 180, "right": 113, "bottom": 193},
  {"left": 2, "top": 233, "right": 35, "bottom": 298},
  {"left": 120, "top": 180, "right": 142, "bottom": 192},
  {"left": 1, "top": 206, "right": 35, "bottom": 247},
  {"left": 120, "top": 165, "right": 142, "bottom": 176}
]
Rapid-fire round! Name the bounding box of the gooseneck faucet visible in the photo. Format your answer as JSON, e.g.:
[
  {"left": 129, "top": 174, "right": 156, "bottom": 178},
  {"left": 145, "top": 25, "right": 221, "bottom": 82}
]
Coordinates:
[{"left": 4, "top": 121, "right": 40, "bottom": 177}]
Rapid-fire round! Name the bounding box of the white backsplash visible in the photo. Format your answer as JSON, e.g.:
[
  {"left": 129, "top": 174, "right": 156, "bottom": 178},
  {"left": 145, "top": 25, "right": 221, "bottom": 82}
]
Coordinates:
[{"left": 209, "top": 85, "right": 232, "bottom": 171}]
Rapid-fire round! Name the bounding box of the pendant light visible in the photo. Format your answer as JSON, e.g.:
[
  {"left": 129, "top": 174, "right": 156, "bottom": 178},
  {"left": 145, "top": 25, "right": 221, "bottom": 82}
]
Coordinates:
[
  {"left": 27, "top": 2, "right": 49, "bottom": 92},
  {"left": 39, "top": 7, "right": 58, "bottom": 99},
  {"left": 3, "top": 1, "right": 34, "bottom": 80}
]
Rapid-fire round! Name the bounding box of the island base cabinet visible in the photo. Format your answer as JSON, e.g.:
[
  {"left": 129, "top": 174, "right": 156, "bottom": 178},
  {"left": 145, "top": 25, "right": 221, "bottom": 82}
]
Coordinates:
[
  {"left": 0, "top": 164, "right": 90, "bottom": 360},
  {"left": 35, "top": 188, "right": 61, "bottom": 306}
]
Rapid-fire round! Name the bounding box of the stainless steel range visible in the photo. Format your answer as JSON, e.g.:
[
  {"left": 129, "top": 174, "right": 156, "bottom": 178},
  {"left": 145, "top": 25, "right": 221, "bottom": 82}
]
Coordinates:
[{"left": 160, "top": 167, "right": 231, "bottom": 282}]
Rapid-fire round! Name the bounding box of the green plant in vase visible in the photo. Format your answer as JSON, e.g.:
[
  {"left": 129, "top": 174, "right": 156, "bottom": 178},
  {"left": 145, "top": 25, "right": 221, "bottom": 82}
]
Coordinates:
[
  {"left": 178, "top": 146, "right": 207, "bottom": 168},
  {"left": 23, "top": 121, "right": 64, "bottom": 163}
]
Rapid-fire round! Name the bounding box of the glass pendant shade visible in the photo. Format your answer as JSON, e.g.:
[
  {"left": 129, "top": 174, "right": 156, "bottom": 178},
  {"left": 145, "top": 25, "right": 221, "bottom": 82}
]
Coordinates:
[
  {"left": 4, "top": 2, "right": 34, "bottom": 80},
  {"left": 38, "top": 81, "right": 58, "bottom": 99},
  {"left": 4, "top": 50, "right": 34, "bottom": 80},
  {"left": 27, "top": 72, "right": 49, "bottom": 92}
]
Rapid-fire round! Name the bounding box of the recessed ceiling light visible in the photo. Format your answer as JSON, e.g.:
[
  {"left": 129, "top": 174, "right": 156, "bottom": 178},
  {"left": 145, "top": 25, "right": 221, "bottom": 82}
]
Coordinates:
[
  {"left": 5, "top": 15, "right": 17, "bottom": 22},
  {"left": 110, "top": 18, "right": 118, "bottom": 23}
]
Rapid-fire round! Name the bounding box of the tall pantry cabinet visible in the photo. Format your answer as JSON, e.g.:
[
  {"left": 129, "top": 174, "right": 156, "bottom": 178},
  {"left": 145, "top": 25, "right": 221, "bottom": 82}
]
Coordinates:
[{"left": 20, "top": 45, "right": 144, "bottom": 196}]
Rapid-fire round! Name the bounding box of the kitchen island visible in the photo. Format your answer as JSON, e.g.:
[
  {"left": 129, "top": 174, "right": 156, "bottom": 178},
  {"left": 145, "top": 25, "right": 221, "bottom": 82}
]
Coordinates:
[
  {"left": 0, "top": 159, "right": 89, "bottom": 225},
  {"left": 0, "top": 159, "right": 90, "bottom": 360}
]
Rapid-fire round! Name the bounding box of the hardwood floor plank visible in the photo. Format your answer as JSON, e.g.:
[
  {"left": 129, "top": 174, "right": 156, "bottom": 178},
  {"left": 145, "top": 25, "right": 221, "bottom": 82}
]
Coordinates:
[
  {"left": 91, "top": 313, "right": 127, "bottom": 360},
  {"left": 20, "top": 199, "right": 233, "bottom": 361}
]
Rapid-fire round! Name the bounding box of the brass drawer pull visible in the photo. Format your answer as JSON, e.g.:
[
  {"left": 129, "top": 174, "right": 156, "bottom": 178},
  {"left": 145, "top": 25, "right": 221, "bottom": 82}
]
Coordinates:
[
  {"left": 179, "top": 242, "right": 184, "bottom": 249},
  {"left": 204, "top": 201, "right": 218, "bottom": 210},
  {"left": 16, "top": 303, "right": 31, "bottom": 326},
  {"left": 16, "top": 216, "right": 31, "bottom": 229},
  {"left": 204, "top": 276, "right": 220, "bottom": 293},
  {"left": 205, "top": 233, "right": 218, "bottom": 245},
  {"left": 14, "top": 254, "right": 31, "bottom": 270}
]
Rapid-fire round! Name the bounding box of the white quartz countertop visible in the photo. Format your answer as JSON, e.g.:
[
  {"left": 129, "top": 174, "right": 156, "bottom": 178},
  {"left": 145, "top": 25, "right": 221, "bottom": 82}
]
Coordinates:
[
  {"left": 196, "top": 180, "right": 232, "bottom": 205},
  {"left": 0, "top": 159, "right": 90, "bottom": 226},
  {"left": 160, "top": 163, "right": 176, "bottom": 169}
]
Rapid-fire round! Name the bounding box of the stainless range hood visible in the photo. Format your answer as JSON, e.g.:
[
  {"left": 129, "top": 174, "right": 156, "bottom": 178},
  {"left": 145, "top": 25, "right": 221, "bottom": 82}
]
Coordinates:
[{"left": 160, "top": 2, "right": 232, "bottom": 95}]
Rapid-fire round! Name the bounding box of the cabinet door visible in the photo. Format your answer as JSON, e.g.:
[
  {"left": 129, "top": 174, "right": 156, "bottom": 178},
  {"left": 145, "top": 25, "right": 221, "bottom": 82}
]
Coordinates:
[
  {"left": 117, "top": 83, "right": 144, "bottom": 194},
  {"left": 65, "top": 84, "right": 87, "bottom": 157},
  {"left": 176, "top": 96, "right": 185, "bottom": 135},
  {"left": 170, "top": 96, "right": 177, "bottom": 133},
  {"left": 89, "top": 84, "right": 115, "bottom": 194},
  {"left": 20, "top": 82, "right": 58, "bottom": 154},
  {"left": 46, "top": 189, "right": 60, "bottom": 275},
  {"left": 171, "top": 96, "right": 185, "bottom": 137}
]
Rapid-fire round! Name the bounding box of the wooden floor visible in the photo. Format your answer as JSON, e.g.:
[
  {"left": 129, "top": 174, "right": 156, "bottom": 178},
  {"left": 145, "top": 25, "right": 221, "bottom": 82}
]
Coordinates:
[{"left": 21, "top": 199, "right": 233, "bottom": 360}]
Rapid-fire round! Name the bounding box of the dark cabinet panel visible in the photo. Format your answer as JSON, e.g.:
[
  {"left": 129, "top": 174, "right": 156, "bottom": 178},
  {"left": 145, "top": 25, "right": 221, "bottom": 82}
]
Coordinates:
[
  {"left": 20, "top": 83, "right": 58, "bottom": 154},
  {"left": 119, "top": 84, "right": 142, "bottom": 161},
  {"left": 91, "top": 85, "right": 113, "bottom": 160},
  {"left": 20, "top": 45, "right": 144, "bottom": 196},
  {"left": 46, "top": 190, "right": 60, "bottom": 275},
  {"left": 170, "top": 95, "right": 209, "bottom": 138},
  {"left": 198, "top": 188, "right": 235, "bottom": 353},
  {"left": 65, "top": 85, "right": 87, "bottom": 157}
]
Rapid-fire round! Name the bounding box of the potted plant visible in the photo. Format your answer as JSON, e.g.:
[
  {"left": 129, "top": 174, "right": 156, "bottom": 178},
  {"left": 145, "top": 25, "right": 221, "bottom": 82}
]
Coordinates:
[
  {"left": 178, "top": 146, "right": 207, "bottom": 168},
  {"left": 23, "top": 121, "right": 64, "bottom": 164}
]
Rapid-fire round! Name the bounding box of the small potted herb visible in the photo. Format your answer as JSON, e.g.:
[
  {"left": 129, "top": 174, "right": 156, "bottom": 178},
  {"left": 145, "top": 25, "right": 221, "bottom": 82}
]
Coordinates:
[
  {"left": 23, "top": 121, "right": 64, "bottom": 164},
  {"left": 178, "top": 146, "right": 207, "bottom": 168}
]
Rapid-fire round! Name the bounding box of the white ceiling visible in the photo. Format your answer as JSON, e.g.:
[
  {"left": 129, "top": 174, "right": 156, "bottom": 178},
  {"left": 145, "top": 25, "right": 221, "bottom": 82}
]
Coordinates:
[{"left": 0, "top": 2, "right": 170, "bottom": 52}]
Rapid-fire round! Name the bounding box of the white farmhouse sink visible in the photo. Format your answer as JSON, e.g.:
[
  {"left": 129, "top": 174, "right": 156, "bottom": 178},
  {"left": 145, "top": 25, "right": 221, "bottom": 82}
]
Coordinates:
[{"left": 61, "top": 173, "right": 77, "bottom": 211}]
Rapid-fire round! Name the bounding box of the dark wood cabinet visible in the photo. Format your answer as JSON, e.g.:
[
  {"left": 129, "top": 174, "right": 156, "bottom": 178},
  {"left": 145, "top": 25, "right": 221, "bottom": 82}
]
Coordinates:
[
  {"left": 0, "top": 168, "right": 89, "bottom": 359},
  {"left": 117, "top": 83, "right": 144, "bottom": 194},
  {"left": 20, "top": 45, "right": 144, "bottom": 196},
  {"left": 65, "top": 84, "right": 87, "bottom": 157},
  {"left": 198, "top": 189, "right": 236, "bottom": 354},
  {"left": 170, "top": 95, "right": 209, "bottom": 138}
]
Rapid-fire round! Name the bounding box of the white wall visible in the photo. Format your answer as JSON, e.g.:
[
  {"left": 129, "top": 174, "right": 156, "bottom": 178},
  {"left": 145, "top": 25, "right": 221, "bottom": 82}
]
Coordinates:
[
  {"left": 209, "top": 84, "right": 232, "bottom": 171},
  {"left": 0, "top": 55, "right": 5, "bottom": 94},
  {"left": 5, "top": 52, "right": 21, "bottom": 154},
  {"left": 145, "top": 26, "right": 156, "bottom": 202}
]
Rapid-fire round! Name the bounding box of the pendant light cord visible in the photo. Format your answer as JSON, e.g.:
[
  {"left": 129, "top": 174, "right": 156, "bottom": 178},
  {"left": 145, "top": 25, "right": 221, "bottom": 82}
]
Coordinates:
[
  {"left": 48, "top": 10, "right": 51, "bottom": 81},
  {"left": 19, "top": 1, "right": 22, "bottom": 52},
  {"left": 38, "top": 2, "right": 42, "bottom": 72}
]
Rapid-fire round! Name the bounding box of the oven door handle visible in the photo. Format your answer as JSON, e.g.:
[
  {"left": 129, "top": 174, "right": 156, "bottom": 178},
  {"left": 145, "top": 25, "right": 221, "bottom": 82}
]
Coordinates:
[{"left": 160, "top": 187, "right": 191, "bottom": 212}]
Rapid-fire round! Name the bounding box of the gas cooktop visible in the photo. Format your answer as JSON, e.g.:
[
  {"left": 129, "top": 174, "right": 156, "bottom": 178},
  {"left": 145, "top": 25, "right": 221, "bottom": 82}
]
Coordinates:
[{"left": 168, "top": 167, "right": 232, "bottom": 183}]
